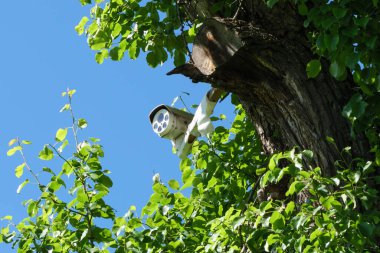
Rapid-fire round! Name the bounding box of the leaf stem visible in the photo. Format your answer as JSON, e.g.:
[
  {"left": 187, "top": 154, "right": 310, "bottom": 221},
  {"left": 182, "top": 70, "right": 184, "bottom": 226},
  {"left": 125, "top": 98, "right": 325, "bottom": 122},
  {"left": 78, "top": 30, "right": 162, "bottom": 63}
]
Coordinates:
[
  {"left": 67, "top": 91, "right": 79, "bottom": 149},
  {"left": 17, "top": 139, "right": 42, "bottom": 187}
]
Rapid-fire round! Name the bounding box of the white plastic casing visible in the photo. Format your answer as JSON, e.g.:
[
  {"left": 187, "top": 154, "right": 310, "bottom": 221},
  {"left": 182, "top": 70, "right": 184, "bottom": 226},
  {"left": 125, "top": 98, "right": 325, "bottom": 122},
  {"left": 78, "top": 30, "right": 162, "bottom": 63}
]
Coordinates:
[{"left": 149, "top": 105, "right": 194, "bottom": 140}]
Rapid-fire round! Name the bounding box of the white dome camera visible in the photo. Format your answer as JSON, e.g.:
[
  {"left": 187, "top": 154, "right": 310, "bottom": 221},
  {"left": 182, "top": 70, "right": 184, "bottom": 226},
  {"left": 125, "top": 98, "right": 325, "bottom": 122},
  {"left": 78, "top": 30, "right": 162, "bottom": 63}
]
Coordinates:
[{"left": 149, "top": 105, "right": 194, "bottom": 140}]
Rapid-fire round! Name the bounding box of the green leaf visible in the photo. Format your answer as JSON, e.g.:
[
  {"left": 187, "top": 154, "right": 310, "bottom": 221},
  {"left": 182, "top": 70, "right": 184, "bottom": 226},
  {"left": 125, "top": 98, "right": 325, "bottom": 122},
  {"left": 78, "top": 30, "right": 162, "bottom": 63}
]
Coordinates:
[
  {"left": 78, "top": 118, "right": 88, "bottom": 129},
  {"left": 353, "top": 171, "right": 361, "bottom": 184},
  {"left": 62, "top": 161, "right": 74, "bottom": 175},
  {"left": 79, "top": 0, "right": 92, "bottom": 6},
  {"left": 320, "top": 196, "right": 335, "bottom": 210},
  {"left": 8, "top": 138, "right": 17, "bottom": 146},
  {"left": 60, "top": 104, "right": 71, "bottom": 112},
  {"left": 306, "top": 59, "right": 321, "bottom": 78},
  {"left": 266, "top": 0, "right": 279, "bottom": 8},
  {"left": 48, "top": 180, "right": 62, "bottom": 192},
  {"left": 1, "top": 216, "right": 12, "bottom": 221},
  {"left": 329, "top": 60, "right": 346, "bottom": 79},
  {"left": 58, "top": 139, "right": 69, "bottom": 153},
  {"left": 232, "top": 216, "right": 246, "bottom": 230},
  {"left": 168, "top": 179, "right": 180, "bottom": 190},
  {"left": 286, "top": 181, "right": 305, "bottom": 196},
  {"left": 17, "top": 179, "right": 29, "bottom": 194},
  {"left": 55, "top": 128, "right": 68, "bottom": 142},
  {"left": 180, "top": 158, "right": 191, "bottom": 172},
  {"left": 15, "top": 163, "right": 26, "bottom": 178},
  {"left": 181, "top": 168, "right": 195, "bottom": 190},
  {"left": 324, "top": 34, "right": 339, "bottom": 51},
  {"left": 269, "top": 211, "right": 285, "bottom": 230},
  {"left": 77, "top": 188, "right": 89, "bottom": 203},
  {"left": 153, "top": 183, "right": 169, "bottom": 196},
  {"left": 169, "top": 240, "right": 182, "bottom": 249},
  {"left": 358, "top": 222, "right": 374, "bottom": 237},
  {"left": 112, "top": 23, "right": 122, "bottom": 38},
  {"left": 27, "top": 201, "right": 38, "bottom": 217},
  {"left": 285, "top": 201, "right": 295, "bottom": 217},
  {"left": 332, "top": 8, "right": 347, "bottom": 19},
  {"left": 207, "top": 176, "right": 218, "bottom": 189},
  {"left": 68, "top": 89, "right": 76, "bottom": 97},
  {"left": 110, "top": 46, "right": 125, "bottom": 61},
  {"left": 302, "top": 150, "right": 313, "bottom": 159},
  {"left": 326, "top": 136, "right": 335, "bottom": 144},
  {"left": 7, "top": 146, "right": 22, "bottom": 156},
  {"left": 196, "top": 158, "right": 207, "bottom": 169},
  {"left": 99, "top": 175, "right": 113, "bottom": 188},
  {"left": 295, "top": 235, "right": 306, "bottom": 252},
  {"left": 342, "top": 93, "right": 368, "bottom": 121},
  {"left": 95, "top": 49, "right": 109, "bottom": 64},
  {"left": 331, "top": 177, "right": 340, "bottom": 186},
  {"left": 146, "top": 51, "right": 158, "bottom": 67},
  {"left": 188, "top": 25, "right": 197, "bottom": 37},
  {"left": 80, "top": 229, "right": 88, "bottom": 241},
  {"left": 22, "top": 140, "right": 32, "bottom": 145},
  {"left": 91, "top": 41, "right": 107, "bottom": 50},
  {"left": 174, "top": 50, "right": 186, "bottom": 67},
  {"left": 298, "top": 3, "right": 308, "bottom": 16},
  {"left": 39, "top": 145, "right": 54, "bottom": 160},
  {"left": 128, "top": 40, "right": 139, "bottom": 60},
  {"left": 295, "top": 214, "right": 310, "bottom": 230},
  {"left": 264, "top": 234, "right": 280, "bottom": 251},
  {"left": 75, "top": 16, "right": 89, "bottom": 35}
]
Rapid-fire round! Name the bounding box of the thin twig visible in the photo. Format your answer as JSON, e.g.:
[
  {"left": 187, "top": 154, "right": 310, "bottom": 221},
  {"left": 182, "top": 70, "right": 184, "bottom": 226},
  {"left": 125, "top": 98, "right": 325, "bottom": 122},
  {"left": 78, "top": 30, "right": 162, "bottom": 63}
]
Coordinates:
[
  {"left": 67, "top": 90, "right": 79, "bottom": 149},
  {"left": 179, "top": 96, "right": 192, "bottom": 112},
  {"left": 233, "top": 0, "right": 244, "bottom": 19},
  {"left": 50, "top": 198, "right": 86, "bottom": 216},
  {"left": 175, "top": 0, "right": 192, "bottom": 60},
  {"left": 49, "top": 144, "right": 81, "bottom": 179},
  {"left": 17, "top": 139, "right": 42, "bottom": 187}
]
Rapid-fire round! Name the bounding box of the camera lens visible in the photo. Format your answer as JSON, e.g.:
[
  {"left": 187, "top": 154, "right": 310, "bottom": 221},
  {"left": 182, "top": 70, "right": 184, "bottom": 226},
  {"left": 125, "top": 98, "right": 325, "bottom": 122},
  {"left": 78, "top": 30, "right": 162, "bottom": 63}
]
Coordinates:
[{"left": 158, "top": 113, "right": 164, "bottom": 123}]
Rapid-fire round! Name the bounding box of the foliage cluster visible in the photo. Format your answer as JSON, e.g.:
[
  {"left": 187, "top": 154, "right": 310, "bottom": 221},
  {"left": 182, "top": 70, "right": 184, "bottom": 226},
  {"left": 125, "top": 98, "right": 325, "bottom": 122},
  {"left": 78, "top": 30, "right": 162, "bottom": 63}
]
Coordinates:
[
  {"left": 299, "top": 0, "right": 380, "bottom": 155},
  {"left": 1, "top": 0, "right": 380, "bottom": 252},
  {"left": 75, "top": 0, "right": 380, "bottom": 158},
  {"left": 1, "top": 91, "right": 379, "bottom": 252}
]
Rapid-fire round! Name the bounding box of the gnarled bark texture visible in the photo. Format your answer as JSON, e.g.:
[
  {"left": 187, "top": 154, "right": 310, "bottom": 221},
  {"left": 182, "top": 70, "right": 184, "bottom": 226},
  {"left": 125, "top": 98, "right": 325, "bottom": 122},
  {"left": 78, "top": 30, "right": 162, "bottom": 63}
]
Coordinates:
[{"left": 169, "top": 1, "right": 368, "bottom": 176}]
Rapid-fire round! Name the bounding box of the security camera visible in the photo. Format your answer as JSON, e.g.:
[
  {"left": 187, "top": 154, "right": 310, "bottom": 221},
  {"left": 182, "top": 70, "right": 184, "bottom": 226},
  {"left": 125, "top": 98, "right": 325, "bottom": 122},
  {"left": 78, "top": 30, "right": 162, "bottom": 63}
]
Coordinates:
[
  {"left": 148, "top": 88, "right": 224, "bottom": 158},
  {"left": 149, "top": 105, "right": 194, "bottom": 140}
]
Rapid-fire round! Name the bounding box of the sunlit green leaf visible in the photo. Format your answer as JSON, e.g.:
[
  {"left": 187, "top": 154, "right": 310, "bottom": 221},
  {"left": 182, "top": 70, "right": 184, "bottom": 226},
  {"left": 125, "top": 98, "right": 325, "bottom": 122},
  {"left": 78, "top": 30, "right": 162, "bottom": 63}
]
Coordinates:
[
  {"left": 55, "top": 128, "right": 68, "bottom": 142},
  {"left": 39, "top": 145, "right": 54, "bottom": 160},
  {"left": 17, "top": 179, "right": 29, "bottom": 194},
  {"left": 168, "top": 179, "right": 180, "bottom": 190},
  {"left": 306, "top": 59, "right": 322, "bottom": 78},
  {"left": 269, "top": 211, "right": 285, "bottom": 230},
  {"left": 15, "top": 163, "right": 26, "bottom": 178},
  {"left": 78, "top": 118, "right": 88, "bottom": 129},
  {"left": 7, "top": 146, "right": 22, "bottom": 156},
  {"left": 8, "top": 138, "right": 17, "bottom": 146}
]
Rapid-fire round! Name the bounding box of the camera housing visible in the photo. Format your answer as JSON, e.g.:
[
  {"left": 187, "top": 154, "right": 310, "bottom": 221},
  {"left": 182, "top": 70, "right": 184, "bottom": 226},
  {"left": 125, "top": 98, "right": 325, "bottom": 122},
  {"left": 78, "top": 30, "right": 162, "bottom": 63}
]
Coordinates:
[
  {"left": 148, "top": 88, "right": 224, "bottom": 158},
  {"left": 149, "top": 105, "right": 194, "bottom": 140}
]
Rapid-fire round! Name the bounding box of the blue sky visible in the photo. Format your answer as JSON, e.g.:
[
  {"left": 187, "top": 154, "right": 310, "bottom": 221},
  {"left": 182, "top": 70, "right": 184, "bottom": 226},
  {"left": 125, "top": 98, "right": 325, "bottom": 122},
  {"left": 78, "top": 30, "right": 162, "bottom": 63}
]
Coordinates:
[{"left": 0, "top": 1, "right": 233, "bottom": 250}]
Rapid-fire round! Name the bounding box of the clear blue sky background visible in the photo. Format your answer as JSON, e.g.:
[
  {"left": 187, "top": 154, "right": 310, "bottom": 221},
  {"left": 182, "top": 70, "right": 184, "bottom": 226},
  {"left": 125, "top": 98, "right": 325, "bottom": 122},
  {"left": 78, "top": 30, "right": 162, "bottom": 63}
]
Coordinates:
[{"left": 0, "top": 1, "right": 233, "bottom": 250}]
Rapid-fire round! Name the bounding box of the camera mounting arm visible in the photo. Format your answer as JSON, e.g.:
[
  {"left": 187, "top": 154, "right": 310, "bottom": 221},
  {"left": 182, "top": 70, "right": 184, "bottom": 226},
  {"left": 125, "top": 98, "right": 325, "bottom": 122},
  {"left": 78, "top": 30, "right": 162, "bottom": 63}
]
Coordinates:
[
  {"left": 176, "top": 88, "right": 224, "bottom": 158},
  {"left": 149, "top": 88, "right": 223, "bottom": 159}
]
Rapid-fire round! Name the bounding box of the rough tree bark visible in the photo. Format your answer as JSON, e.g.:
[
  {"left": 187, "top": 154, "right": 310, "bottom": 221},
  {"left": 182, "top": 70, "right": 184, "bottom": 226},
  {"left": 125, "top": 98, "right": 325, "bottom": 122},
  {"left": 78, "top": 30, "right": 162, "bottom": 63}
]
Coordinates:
[{"left": 168, "top": 0, "right": 368, "bottom": 176}]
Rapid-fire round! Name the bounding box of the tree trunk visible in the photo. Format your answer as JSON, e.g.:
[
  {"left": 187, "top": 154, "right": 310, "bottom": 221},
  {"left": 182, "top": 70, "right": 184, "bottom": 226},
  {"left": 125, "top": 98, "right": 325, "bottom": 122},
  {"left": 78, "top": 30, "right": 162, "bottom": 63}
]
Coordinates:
[{"left": 168, "top": 1, "right": 368, "bottom": 176}]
